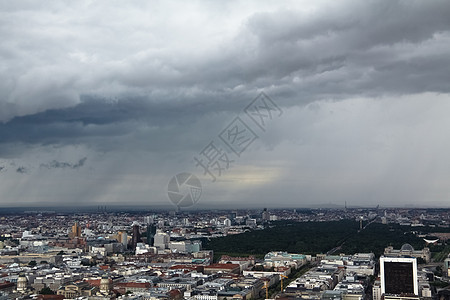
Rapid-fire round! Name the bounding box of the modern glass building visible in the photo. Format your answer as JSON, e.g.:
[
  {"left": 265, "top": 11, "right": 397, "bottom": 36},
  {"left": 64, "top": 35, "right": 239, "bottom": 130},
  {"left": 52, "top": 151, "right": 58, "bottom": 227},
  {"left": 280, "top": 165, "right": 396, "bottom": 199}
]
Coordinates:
[{"left": 380, "top": 257, "right": 418, "bottom": 296}]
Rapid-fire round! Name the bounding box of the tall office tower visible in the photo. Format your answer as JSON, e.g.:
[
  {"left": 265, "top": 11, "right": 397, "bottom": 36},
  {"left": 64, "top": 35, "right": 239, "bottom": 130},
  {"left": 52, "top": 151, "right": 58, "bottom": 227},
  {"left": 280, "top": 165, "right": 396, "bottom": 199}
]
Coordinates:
[
  {"left": 71, "top": 222, "right": 81, "bottom": 238},
  {"left": 262, "top": 208, "right": 270, "bottom": 222},
  {"left": 380, "top": 257, "right": 418, "bottom": 296},
  {"left": 146, "top": 224, "right": 156, "bottom": 246},
  {"left": 144, "top": 215, "right": 154, "bottom": 225},
  {"left": 154, "top": 232, "right": 170, "bottom": 250},
  {"left": 131, "top": 222, "right": 140, "bottom": 250},
  {"left": 117, "top": 231, "right": 128, "bottom": 249}
]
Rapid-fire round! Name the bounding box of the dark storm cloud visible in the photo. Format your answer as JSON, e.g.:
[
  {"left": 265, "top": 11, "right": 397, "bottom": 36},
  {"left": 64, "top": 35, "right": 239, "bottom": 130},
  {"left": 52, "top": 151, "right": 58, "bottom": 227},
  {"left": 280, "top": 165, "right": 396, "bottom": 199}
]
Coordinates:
[
  {"left": 0, "top": 96, "right": 237, "bottom": 155},
  {"left": 235, "top": 0, "right": 450, "bottom": 99},
  {"left": 248, "top": 1, "right": 450, "bottom": 47},
  {"left": 16, "top": 166, "right": 27, "bottom": 174},
  {"left": 1, "top": 0, "right": 449, "bottom": 127},
  {"left": 40, "top": 157, "right": 87, "bottom": 170}
]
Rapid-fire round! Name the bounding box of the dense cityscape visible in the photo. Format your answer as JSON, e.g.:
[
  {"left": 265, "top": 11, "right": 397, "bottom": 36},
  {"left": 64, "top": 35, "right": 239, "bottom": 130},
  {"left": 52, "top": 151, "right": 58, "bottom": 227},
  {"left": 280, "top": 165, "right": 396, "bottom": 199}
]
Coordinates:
[{"left": 0, "top": 208, "right": 448, "bottom": 299}]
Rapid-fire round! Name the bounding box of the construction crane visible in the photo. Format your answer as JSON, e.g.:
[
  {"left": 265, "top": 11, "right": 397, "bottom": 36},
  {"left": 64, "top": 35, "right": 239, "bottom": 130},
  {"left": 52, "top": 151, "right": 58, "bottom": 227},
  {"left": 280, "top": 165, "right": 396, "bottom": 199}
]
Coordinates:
[{"left": 280, "top": 274, "right": 288, "bottom": 291}]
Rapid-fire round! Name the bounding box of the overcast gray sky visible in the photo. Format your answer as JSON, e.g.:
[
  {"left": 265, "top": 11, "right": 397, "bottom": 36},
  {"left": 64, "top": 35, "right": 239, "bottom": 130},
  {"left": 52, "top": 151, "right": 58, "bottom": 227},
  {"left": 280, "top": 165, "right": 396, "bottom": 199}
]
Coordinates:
[{"left": 1, "top": 0, "right": 450, "bottom": 208}]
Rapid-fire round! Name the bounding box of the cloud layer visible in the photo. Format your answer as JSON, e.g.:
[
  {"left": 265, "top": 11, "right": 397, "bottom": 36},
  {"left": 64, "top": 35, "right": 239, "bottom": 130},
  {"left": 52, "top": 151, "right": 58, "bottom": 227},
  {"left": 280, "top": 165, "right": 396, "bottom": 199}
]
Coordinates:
[{"left": 1, "top": 0, "right": 450, "bottom": 207}]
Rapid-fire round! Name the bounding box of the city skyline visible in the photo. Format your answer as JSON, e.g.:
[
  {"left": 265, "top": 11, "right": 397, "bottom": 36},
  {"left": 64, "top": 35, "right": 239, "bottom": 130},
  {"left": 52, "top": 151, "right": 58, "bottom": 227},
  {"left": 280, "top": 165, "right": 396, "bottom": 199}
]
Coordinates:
[{"left": 1, "top": 1, "right": 450, "bottom": 208}]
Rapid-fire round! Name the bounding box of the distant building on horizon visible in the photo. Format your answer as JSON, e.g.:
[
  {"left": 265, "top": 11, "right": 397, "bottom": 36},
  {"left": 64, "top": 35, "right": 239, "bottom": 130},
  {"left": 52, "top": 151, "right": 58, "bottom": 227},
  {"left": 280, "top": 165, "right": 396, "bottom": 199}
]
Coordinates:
[
  {"left": 71, "top": 222, "right": 81, "bottom": 238},
  {"left": 117, "top": 231, "right": 128, "bottom": 249},
  {"left": 262, "top": 208, "right": 270, "bottom": 222}
]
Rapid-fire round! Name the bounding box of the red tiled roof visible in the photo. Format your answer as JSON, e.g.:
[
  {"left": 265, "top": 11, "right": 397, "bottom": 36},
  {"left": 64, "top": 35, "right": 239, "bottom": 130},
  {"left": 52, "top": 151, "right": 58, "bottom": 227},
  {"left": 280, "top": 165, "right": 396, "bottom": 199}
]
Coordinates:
[
  {"left": 37, "top": 295, "right": 65, "bottom": 300},
  {"left": 85, "top": 279, "right": 101, "bottom": 287},
  {"left": 205, "top": 263, "right": 240, "bottom": 270},
  {"left": 85, "top": 278, "right": 113, "bottom": 287},
  {"left": 0, "top": 282, "right": 14, "bottom": 289},
  {"left": 116, "top": 282, "right": 151, "bottom": 288},
  {"left": 169, "top": 265, "right": 197, "bottom": 270},
  {"left": 169, "top": 289, "right": 182, "bottom": 296}
]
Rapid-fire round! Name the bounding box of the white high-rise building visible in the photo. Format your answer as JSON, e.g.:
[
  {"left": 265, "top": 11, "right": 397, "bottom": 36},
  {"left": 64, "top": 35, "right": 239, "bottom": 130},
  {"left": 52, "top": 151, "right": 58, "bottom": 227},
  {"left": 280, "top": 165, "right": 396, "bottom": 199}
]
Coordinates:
[
  {"left": 144, "top": 215, "right": 154, "bottom": 224},
  {"left": 154, "top": 232, "right": 170, "bottom": 250},
  {"left": 372, "top": 278, "right": 382, "bottom": 300},
  {"left": 223, "top": 218, "right": 231, "bottom": 227}
]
